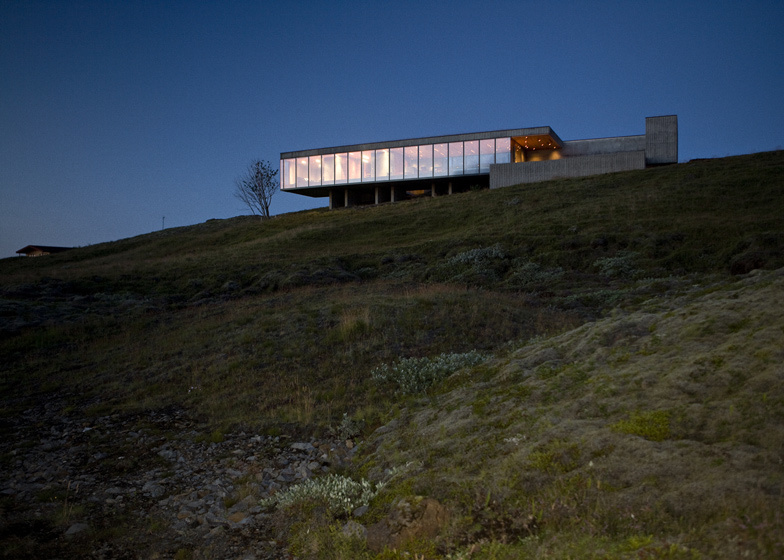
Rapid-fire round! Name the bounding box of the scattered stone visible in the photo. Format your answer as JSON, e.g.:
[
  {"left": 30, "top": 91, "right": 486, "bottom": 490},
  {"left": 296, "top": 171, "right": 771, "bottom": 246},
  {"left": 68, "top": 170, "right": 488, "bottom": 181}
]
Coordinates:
[
  {"left": 342, "top": 520, "right": 367, "bottom": 540},
  {"left": 142, "top": 481, "right": 165, "bottom": 498},
  {"left": 228, "top": 511, "right": 247, "bottom": 523},
  {"left": 1, "top": 397, "right": 358, "bottom": 558},
  {"left": 64, "top": 522, "right": 90, "bottom": 538},
  {"left": 353, "top": 505, "right": 369, "bottom": 518}
]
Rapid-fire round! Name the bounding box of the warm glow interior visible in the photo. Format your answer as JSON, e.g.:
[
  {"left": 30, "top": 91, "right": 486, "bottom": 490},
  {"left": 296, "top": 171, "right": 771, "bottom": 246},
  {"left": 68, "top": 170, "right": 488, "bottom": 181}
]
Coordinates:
[
  {"left": 512, "top": 134, "right": 562, "bottom": 162},
  {"left": 281, "top": 137, "right": 516, "bottom": 189}
]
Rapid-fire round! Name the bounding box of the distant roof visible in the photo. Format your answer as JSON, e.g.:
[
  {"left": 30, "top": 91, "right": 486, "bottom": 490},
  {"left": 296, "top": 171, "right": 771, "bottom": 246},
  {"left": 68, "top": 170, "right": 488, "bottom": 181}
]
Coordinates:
[{"left": 16, "top": 245, "right": 73, "bottom": 255}]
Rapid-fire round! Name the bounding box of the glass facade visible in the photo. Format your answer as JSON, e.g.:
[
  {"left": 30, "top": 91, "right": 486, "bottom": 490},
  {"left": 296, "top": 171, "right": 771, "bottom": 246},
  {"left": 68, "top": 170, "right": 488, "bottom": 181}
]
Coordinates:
[
  {"left": 449, "top": 142, "right": 463, "bottom": 175},
  {"left": 348, "top": 151, "right": 362, "bottom": 183},
  {"left": 434, "top": 143, "right": 447, "bottom": 177},
  {"left": 480, "top": 139, "right": 495, "bottom": 173},
  {"left": 297, "top": 157, "right": 308, "bottom": 188},
  {"left": 404, "top": 146, "right": 418, "bottom": 179},
  {"left": 281, "top": 137, "right": 514, "bottom": 189},
  {"left": 495, "top": 138, "right": 511, "bottom": 164},
  {"left": 309, "top": 156, "right": 321, "bottom": 186},
  {"left": 362, "top": 151, "right": 375, "bottom": 182},
  {"left": 335, "top": 153, "right": 347, "bottom": 184},
  {"left": 390, "top": 148, "right": 404, "bottom": 180},
  {"left": 464, "top": 141, "right": 479, "bottom": 174},
  {"left": 323, "top": 154, "right": 334, "bottom": 183},
  {"left": 283, "top": 159, "right": 295, "bottom": 189},
  {"left": 418, "top": 145, "right": 432, "bottom": 178},
  {"left": 376, "top": 148, "right": 389, "bottom": 181}
]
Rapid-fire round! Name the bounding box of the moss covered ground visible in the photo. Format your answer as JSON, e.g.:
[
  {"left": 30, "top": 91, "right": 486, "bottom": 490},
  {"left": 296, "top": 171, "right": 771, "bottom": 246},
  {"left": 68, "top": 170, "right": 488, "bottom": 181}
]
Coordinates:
[{"left": 1, "top": 150, "right": 783, "bottom": 557}]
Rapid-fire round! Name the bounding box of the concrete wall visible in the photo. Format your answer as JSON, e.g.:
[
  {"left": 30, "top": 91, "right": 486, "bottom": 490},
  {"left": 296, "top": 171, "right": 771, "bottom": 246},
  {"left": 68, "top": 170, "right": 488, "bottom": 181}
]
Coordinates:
[
  {"left": 490, "top": 151, "right": 646, "bottom": 189},
  {"left": 645, "top": 115, "right": 678, "bottom": 165},
  {"left": 489, "top": 115, "right": 676, "bottom": 189},
  {"left": 560, "top": 135, "right": 645, "bottom": 157}
]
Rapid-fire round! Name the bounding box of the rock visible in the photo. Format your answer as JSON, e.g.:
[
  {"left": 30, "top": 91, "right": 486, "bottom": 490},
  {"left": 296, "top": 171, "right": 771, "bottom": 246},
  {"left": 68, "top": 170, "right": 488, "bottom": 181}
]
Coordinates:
[
  {"left": 65, "top": 522, "right": 90, "bottom": 538},
  {"left": 353, "top": 505, "right": 369, "bottom": 518},
  {"left": 142, "top": 481, "right": 165, "bottom": 498},
  {"left": 1, "top": 398, "right": 359, "bottom": 558},
  {"left": 342, "top": 520, "right": 367, "bottom": 540}
]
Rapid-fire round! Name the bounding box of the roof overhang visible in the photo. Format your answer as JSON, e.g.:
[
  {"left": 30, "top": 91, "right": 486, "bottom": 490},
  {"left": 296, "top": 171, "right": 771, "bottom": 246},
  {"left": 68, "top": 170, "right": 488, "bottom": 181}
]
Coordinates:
[{"left": 281, "top": 126, "right": 563, "bottom": 159}]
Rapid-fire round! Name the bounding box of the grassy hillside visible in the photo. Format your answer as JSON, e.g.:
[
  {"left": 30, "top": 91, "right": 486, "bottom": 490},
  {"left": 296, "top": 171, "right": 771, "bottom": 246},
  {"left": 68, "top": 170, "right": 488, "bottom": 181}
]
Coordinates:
[{"left": 1, "top": 150, "right": 783, "bottom": 558}]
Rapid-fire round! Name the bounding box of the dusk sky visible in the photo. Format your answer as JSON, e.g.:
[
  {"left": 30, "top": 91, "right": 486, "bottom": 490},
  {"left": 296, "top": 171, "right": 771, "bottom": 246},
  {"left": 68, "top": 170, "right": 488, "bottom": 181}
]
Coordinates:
[{"left": 2, "top": 1, "right": 783, "bottom": 259}]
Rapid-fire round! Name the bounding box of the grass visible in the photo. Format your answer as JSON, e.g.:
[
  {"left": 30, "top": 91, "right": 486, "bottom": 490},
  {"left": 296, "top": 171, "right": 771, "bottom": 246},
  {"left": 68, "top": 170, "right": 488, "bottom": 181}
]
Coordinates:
[{"left": 1, "top": 150, "right": 784, "bottom": 557}]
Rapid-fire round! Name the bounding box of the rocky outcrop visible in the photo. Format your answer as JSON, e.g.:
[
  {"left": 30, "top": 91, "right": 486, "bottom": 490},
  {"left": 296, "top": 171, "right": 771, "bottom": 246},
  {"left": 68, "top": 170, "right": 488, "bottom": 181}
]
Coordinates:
[{"left": 0, "top": 395, "right": 356, "bottom": 558}]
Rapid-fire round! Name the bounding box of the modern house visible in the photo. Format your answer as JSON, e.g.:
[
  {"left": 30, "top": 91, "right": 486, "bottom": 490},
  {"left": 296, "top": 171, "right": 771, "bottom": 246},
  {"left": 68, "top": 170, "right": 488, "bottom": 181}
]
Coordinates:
[
  {"left": 15, "top": 245, "right": 72, "bottom": 257},
  {"left": 280, "top": 115, "right": 677, "bottom": 209}
]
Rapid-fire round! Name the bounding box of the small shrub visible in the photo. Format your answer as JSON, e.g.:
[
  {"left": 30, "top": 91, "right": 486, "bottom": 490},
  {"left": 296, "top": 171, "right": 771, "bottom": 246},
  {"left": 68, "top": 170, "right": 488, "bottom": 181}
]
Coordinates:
[
  {"left": 448, "top": 244, "right": 506, "bottom": 266},
  {"left": 593, "top": 251, "right": 640, "bottom": 278},
  {"left": 332, "top": 413, "right": 364, "bottom": 440},
  {"left": 371, "top": 351, "right": 486, "bottom": 394},
  {"left": 506, "top": 261, "right": 565, "bottom": 290},
  {"left": 611, "top": 410, "right": 671, "bottom": 442},
  {"left": 261, "top": 474, "right": 384, "bottom": 517}
]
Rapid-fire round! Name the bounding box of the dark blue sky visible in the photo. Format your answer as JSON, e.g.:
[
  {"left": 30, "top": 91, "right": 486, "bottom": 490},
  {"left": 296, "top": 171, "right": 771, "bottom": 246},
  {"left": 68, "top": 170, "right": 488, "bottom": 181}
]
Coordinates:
[{"left": 2, "top": 1, "right": 783, "bottom": 258}]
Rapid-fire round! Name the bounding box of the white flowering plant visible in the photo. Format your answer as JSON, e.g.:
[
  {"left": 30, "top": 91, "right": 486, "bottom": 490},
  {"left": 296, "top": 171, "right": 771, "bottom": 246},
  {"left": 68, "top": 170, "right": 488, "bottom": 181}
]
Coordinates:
[
  {"left": 371, "top": 351, "right": 485, "bottom": 394},
  {"left": 261, "top": 474, "right": 383, "bottom": 516},
  {"left": 448, "top": 244, "right": 506, "bottom": 266}
]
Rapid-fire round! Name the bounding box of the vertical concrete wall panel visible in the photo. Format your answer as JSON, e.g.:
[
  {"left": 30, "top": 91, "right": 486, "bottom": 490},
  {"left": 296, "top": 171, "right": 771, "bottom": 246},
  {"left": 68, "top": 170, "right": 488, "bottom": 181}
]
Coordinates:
[{"left": 645, "top": 115, "right": 678, "bottom": 164}]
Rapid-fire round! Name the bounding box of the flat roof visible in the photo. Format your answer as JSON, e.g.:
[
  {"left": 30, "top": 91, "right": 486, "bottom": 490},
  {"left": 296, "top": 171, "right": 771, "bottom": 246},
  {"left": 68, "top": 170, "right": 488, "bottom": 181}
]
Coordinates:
[{"left": 281, "top": 126, "right": 563, "bottom": 158}]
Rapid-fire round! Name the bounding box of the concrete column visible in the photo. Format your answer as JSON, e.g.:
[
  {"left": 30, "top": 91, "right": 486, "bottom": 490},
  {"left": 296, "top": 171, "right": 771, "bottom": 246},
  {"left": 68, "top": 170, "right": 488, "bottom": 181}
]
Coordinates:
[
  {"left": 645, "top": 115, "right": 678, "bottom": 165},
  {"left": 448, "top": 182, "right": 453, "bottom": 195},
  {"left": 345, "top": 190, "right": 359, "bottom": 207},
  {"left": 431, "top": 182, "right": 436, "bottom": 197},
  {"left": 390, "top": 185, "right": 396, "bottom": 203}
]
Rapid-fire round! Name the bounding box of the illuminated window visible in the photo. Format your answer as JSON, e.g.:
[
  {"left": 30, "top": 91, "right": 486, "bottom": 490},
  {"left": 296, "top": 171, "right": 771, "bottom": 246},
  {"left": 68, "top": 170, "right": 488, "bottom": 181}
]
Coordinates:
[
  {"left": 390, "top": 148, "right": 404, "bottom": 180},
  {"left": 418, "top": 145, "right": 433, "bottom": 178},
  {"left": 323, "top": 154, "right": 335, "bottom": 184},
  {"left": 362, "top": 151, "right": 375, "bottom": 182},
  {"left": 297, "top": 157, "right": 309, "bottom": 187},
  {"left": 433, "top": 143, "right": 447, "bottom": 177},
  {"left": 480, "top": 139, "right": 495, "bottom": 172},
  {"left": 449, "top": 142, "right": 463, "bottom": 175},
  {"left": 404, "top": 146, "right": 418, "bottom": 179},
  {"left": 464, "top": 141, "right": 479, "bottom": 174},
  {"left": 349, "top": 151, "right": 362, "bottom": 183},
  {"left": 495, "top": 138, "right": 511, "bottom": 164},
  {"left": 335, "top": 153, "right": 348, "bottom": 184},
  {"left": 283, "top": 159, "right": 296, "bottom": 189},
  {"left": 375, "top": 149, "right": 389, "bottom": 181},
  {"left": 309, "top": 156, "right": 322, "bottom": 186}
]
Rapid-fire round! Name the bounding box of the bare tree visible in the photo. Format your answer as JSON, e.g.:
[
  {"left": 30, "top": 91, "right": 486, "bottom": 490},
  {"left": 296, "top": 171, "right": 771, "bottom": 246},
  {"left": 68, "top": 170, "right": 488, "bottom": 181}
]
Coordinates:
[{"left": 234, "top": 159, "right": 278, "bottom": 218}]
